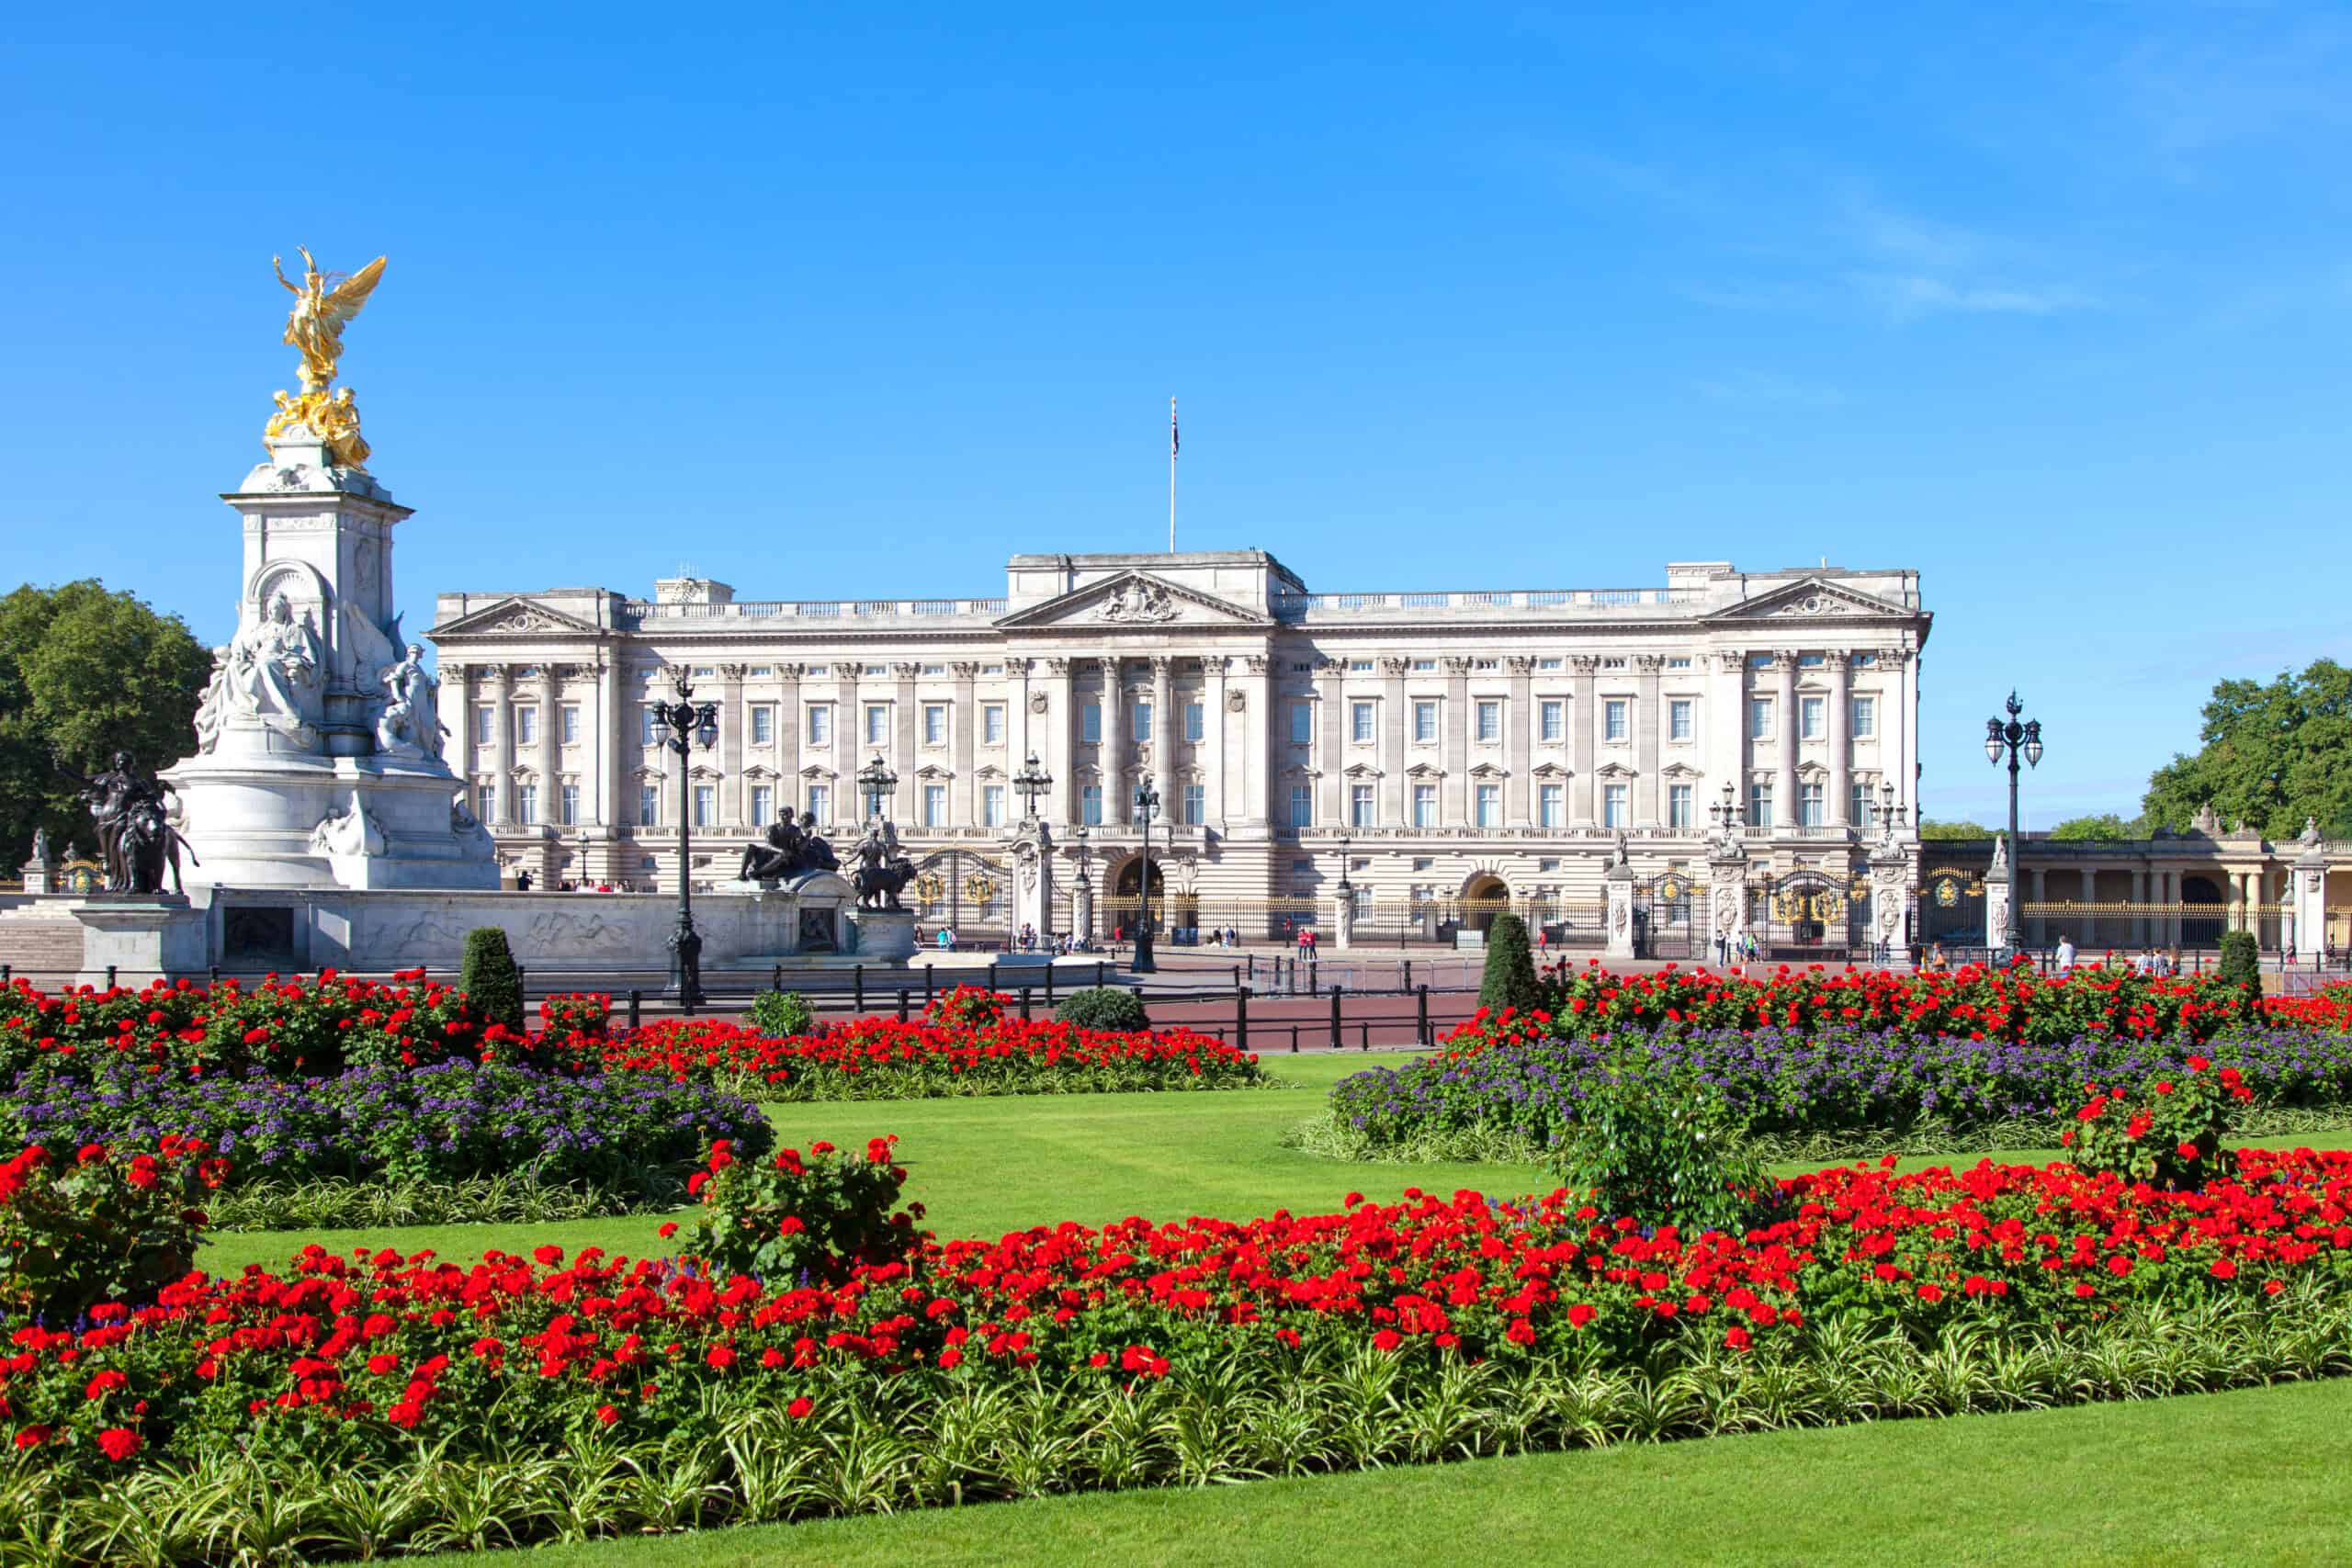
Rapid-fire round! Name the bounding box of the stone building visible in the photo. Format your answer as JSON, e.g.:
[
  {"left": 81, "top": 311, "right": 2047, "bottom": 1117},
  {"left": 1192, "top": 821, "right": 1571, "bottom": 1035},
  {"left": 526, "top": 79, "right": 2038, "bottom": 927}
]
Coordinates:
[{"left": 428, "top": 551, "right": 1931, "bottom": 946}]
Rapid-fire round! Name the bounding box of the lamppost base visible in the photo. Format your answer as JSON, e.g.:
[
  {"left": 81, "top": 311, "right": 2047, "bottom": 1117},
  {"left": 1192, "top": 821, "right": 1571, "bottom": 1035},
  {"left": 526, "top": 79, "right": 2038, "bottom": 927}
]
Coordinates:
[{"left": 1131, "top": 934, "right": 1156, "bottom": 974}]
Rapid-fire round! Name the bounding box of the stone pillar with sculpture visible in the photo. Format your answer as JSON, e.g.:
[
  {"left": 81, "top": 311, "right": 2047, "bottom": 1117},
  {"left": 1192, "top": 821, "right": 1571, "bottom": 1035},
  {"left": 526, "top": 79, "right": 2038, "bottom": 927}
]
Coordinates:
[
  {"left": 162, "top": 248, "right": 494, "bottom": 891},
  {"left": 1602, "top": 832, "right": 1638, "bottom": 961},
  {"left": 1706, "top": 827, "right": 1750, "bottom": 965},
  {"left": 2291, "top": 818, "right": 2327, "bottom": 961},
  {"left": 1983, "top": 832, "right": 2014, "bottom": 953},
  {"left": 1869, "top": 827, "right": 1913, "bottom": 964}
]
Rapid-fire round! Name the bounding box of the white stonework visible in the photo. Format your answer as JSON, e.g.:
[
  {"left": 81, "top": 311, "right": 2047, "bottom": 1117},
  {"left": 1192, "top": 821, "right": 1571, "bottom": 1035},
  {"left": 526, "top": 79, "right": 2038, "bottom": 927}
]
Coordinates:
[
  {"left": 429, "top": 552, "right": 1930, "bottom": 945},
  {"left": 166, "top": 424, "right": 497, "bottom": 890}
]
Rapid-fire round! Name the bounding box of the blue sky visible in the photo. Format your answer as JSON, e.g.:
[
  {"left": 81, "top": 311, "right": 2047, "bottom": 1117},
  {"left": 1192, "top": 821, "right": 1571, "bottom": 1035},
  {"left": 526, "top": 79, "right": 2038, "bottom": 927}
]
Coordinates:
[{"left": 5, "top": 2, "right": 2349, "bottom": 828}]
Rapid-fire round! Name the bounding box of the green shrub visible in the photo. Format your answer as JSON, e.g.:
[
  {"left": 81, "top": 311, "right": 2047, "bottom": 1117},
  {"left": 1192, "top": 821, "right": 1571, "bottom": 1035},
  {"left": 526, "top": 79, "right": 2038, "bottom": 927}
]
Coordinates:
[
  {"left": 1547, "top": 1066, "right": 1775, "bottom": 1235},
  {"left": 750, "top": 989, "right": 816, "bottom": 1036},
  {"left": 459, "top": 926, "right": 525, "bottom": 1034},
  {"left": 1055, "top": 986, "right": 1150, "bottom": 1032},
  {"left": 678, "top": 1134, "right": 920, "bottom": 1285},
  {"left": 0, "top": 1136, "right": 224, "bottom": 1322},
  {"left": 2065, "top": 1055, "right": 2250, "bottom": 1189},
  {"left": 2218, "top": 931, "right": 2261, "bottom": 991},
  {"left": 1478, "top": 912, "right": 1542, "bottom": 1015}
]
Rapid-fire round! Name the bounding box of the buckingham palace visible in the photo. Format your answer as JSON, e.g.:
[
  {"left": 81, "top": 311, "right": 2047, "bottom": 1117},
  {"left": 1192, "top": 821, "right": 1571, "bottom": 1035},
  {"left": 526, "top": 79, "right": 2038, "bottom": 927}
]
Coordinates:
[{"left": 428, "top": 550, "right": 1931, "bottom": 945}]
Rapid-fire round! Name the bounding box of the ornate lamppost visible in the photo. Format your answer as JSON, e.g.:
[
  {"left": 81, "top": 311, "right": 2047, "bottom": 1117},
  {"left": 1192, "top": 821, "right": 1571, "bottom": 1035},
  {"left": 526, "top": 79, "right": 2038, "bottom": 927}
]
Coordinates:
[
  {"left": 1012, "top": 751, "right": 1053, "bottom": 821},
  {"left": 650, "top": 668, "right": 719, "bottom": 1013},
  {"left": 1335, "top": 831, "right": 1353, "bottom": 947},
  {"left": 856, "top": 750, "right": 898, "bottom": 825},
  {"left": 1132, "top": 780, "right": 1160, "bottom": 973},
  {"left": 1984, "top": 691, "right": 2043, "bottom": 953}
]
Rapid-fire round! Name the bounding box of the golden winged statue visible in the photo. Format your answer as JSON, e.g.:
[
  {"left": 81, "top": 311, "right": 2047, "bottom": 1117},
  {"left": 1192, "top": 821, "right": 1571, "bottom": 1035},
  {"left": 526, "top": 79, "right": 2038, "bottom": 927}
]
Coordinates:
[{"left": 263, "top": 247, "right": 386, "bottom": 468}]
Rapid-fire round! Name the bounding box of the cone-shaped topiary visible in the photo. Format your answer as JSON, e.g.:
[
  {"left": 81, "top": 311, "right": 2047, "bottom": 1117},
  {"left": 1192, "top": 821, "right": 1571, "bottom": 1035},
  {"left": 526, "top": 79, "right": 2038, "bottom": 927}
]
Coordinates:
[
  {"left": 1478, "top": 912, "right": 1542, "bottom": 1016},
  {"left": 2218, "top": 930, "right": 2261, "bottom": 991},
  {"left": 459, "top": 926, "right": 526, "bottom": 1033}
]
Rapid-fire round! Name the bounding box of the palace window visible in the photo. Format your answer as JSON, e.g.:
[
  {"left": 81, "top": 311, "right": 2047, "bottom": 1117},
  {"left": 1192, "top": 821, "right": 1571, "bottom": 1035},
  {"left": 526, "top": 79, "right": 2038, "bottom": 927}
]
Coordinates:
[
  {"left": 1184, "top": 702, "right": 1204, "bottom": 742},
  {"left": 1539, "top": 783, "right": 1564, "bottom": 828},
  {"left": 750, "top": 705, "right": 774, "bottom": 746},
  {"left": 1289, "top": 784, "right": 1313, "bottom": 828},
  {"left": 1749, "top": 782, "right": 1773, "bottom": 827},
  {"left": 1748, "top": 697, "right": 1773, "bottom": 739},
  {"left": 640, "top": 706, "right": 658, "bottom": 746},
  {"left": 1349, "top": 700, "right": 1374, "bottom": 743},
  {"left": 476, "top": 706, "right": 495, "bottom": 747},
  {"left": 805, "top": 663, "right": 831, "bottom": 677},
  {"left": 983, "top": 704, "right": 1005, "bottom": 744},
  {"left": 559, "top": 782, "right": 579, "bottom": 826},
  {"left": 1604, "top": 699, "right": 1628, "bottom": 742},
  {"left": 1290, "top": 702, "right": 1313, "bottom": 745},
  {"left": 514, "top": 706, "right": 537, "bottom": 746},
  {"left": 1182, "top": 783, "right": 1204, "bottom": 825},
  {"left": 1349, "top": 659, "right": 1374, "bottom": 672},
  {"left": 1669, "top": 699, "right": 1693, "bottom": 740},
  {"left": 1476, "top": 700, "right": 1501, "bottom": 742},
  {"left": 923, "top": 705, "right": 946, "bottom": 746},
  {"left": 1538, "top": 658, "right": 1563, "bottom": 671},
  {"left": 922, "top": 664, "right": 945, "bottom": 676},
  {"left": 694, "top": 785, "right": 714, "bottom": 828},
  {"left": 480, "top": 784, "right": 499, "bottom": 824},
  {"left": 638, "top": 784, "right": 658, "bottom": 827},
  {"left": 1800, "top": 696, "right": 1825, "bottom": 740},
  {"left": 923, "top": 785, "right": 946, "bottom": 827},
  {"left": 1667, "top": 657, "right": 1691, "bottom": 670},
  {"left": 1476, "top": 784, "right": 1500, "bottom": 828},
  {"left": 749, "top": 666, "right": 772, "bottom": 677},
  {"left": 1799, "top": 780, "right": 1825, "bottom": 827},
  {"left": 1602, "top": 783, "right": 1627, "bottom": 829},
  {"left": 1414, "top": 700, "right": 1438, "bottom": 743},
  {"left": 1080, "top": 784, "right": 1103, "bottom": 825},
  {"left": 750, "top": 785, "right": 773, "bottom": 827},
  {"left": 1799, "top": 653, "right": 1825, "bottom": 668},
  {"left": 1350, "top": 784, "right": 1374, "bottom": 828},
  {"left": 865, "top": 704, "right": 888, "bottom": 745},
  {"left": 560, "top": 705, "right": 580, "bottom": 744},
  {"left": 1851, "top": 780, "right": 1874, "bottom": 828},
  {"left": 982, "top": 784, "right": 1005, "bottom": 827},
  {"left": 1412, "top": 658, "right": 1436, "bottom": 671},
  {"left": 1131, "top": 701, "right": 1152, "bottom": 743},
  {"left": 1851, "top": 695, "right": 1876, "bottom": 739},
  {"left": 1540, "top": 700, "right": 1564, "bottom": 742},
  {"left": 1852, "top": 651, "right": 1878, "bottom": 668},
  {"left": 807, "top": 784, "right": 831, "bottom": 825},
  {"left": 1668, "top": 783, "right": 1693, "bottom": 829},
  {"left": 807, "top": 705, "right": 831, "bottom": 746},
  {"left": 516, "top": 782, "right": 538, "bottom": 825},
  {"left": 1413, "top": 784, "right": 1437, "bottom": 827},
  {"left": 862, "top": 664, "right": 886, "bottom": 675},
  {"left": 1082, "top": 702, "right": 1102, "bottom": 743}
]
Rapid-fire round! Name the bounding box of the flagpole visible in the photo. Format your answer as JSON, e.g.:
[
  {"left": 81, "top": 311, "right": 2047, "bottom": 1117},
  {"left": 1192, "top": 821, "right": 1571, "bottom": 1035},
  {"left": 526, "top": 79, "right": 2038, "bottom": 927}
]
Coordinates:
[{"left": 1168, "top": 397, "right": 1178, "bottom": 552}]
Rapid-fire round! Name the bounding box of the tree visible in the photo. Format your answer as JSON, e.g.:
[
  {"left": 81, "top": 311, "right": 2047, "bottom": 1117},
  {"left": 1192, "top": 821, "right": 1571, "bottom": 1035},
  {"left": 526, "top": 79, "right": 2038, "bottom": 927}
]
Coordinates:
[
  {"left": 2049, "top": 813, "right": 2143, "bottom": 841},
  {"left": 0, "top": 581, "right": 211, "bottom": 869},
  {"left": 459, "top": 926, "right": 526, "bottom": 1032},
  {"left": 1917, "top": 818, "right": 1993, "bottom": 840},
  {"left": 2143, "top": 660, "right": 2352, "bottom": 841},
  {"left": 1478, "top": 912, "right": 1542, "bottom": 1015}
]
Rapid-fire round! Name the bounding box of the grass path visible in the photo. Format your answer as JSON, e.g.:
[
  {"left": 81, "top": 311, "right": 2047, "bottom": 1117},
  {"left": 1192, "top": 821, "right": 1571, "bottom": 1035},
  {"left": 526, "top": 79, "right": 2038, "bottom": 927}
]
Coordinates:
[{"left": 424, "top": 1377, "right": 2352, "bottom": 1566}]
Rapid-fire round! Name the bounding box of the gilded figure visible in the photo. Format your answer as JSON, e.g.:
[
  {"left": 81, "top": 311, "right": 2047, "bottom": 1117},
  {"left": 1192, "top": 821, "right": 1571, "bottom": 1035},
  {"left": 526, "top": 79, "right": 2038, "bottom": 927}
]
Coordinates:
[{"left": 264, "top": 248, "right": 385, "bottom": 468}]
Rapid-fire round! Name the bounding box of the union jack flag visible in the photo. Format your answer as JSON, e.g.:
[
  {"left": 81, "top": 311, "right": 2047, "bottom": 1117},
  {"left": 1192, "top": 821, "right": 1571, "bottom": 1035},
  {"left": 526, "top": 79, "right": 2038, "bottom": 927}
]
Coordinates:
[{"left": 1170, "top": 399, "right": 1180, "bottom": 460}]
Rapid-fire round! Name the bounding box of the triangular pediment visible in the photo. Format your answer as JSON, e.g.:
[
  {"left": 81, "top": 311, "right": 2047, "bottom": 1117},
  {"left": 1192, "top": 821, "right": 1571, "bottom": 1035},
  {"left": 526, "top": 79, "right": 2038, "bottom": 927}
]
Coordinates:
[
  {"left": 994, "top": 570, "right": 1275, "bottom": 630},
  {"left": 433, "top": 596, "right": 601, "bottom": 638},
  {"left": 1713, "top": 578, "right": 1912, "bottom": 623}
]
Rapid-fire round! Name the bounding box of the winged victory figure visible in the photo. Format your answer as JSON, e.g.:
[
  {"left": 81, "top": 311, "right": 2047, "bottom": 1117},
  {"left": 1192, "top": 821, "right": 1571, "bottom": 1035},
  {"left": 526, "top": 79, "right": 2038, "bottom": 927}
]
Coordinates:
[{"left": 274, "top": 247, "right": 386, "bottom": 392}]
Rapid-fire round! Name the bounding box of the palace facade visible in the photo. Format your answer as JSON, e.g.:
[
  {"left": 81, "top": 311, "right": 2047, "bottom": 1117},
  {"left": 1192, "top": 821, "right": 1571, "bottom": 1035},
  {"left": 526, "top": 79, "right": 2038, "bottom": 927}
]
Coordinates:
[{"left": 428, "top": 551, "right": 1931, "bottom": 943}]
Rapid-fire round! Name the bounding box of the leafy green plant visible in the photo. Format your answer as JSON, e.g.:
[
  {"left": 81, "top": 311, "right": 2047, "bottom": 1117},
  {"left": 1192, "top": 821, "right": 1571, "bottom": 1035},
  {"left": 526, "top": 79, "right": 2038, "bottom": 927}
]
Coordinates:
[
  {"left": 676, "top": 1134, "right": 922, "bottom": 1285},
  {"left": 0, "top": 1136, "right": 225, "bottom": 1322},
  {"left": 749, "top": 989, "right": 816, "bottom": 1036},
  {"left": 2065, "top": 1055, "right": 2251, "bottom": 1189},
  {"left": 1477, "top": 913, "right": 1542, "bottom": 1016},
  {"left": 1056, "top": 986, "right": 1150, "bottom": 1032},
  {"left": 2218, "top": 931, "right": 2261, "bottom": 991},
  {"left": 458, "top": 927, "right": 526, "bottom": 1033},
  {"left": 1547, "top": 1066, "right": 1774, "bottom": 1235}
]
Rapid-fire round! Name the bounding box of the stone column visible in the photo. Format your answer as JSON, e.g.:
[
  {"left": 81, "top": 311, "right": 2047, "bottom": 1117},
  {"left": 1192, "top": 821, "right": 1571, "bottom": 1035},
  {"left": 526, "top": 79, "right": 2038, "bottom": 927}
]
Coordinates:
[
  {"left": 452, "top": 662, "right": 477, "bottom": 790},
  {"left": 492, "top": 664, "right": 516, "bottom": 824},
  {"left": 1243, "top": 654, "right": 1275, "bottom": 829},
  {"left": 540, "top": 667, "right": 564, "bottom": 834},
  {"left": 1204, "top": 655, "right": 1230, "bottom": 828},
  {"left": 1098, "top": 657, "right": 1125, "bottom": 826},
  {"left": 1570, "top": 656, "right": 1599, "bottom": 827},
  {"left": 1506, "top": 655, "right": 1535, "bottom": 828},
  {"left": 1316, "top": 658, "right": 1344, "bottom": 828},
  {"left": 1382, "top": 657, "right": 1409, "bottom": 827},
  {"left": 1150, "top": 655, "right": 1175, "bottom": 821},
  {"left": 1633, "top": 654, "right": 1663, "bottom": 829},
  {"left": 1443, "top": 657, "right": 1472, "bottom": 825},
  {"left": 1771, "top": 650, "right": 1798, "bottom": 828},
  {"left": 1041, "top": 659, "right": 1074, "bottom": 824},
  {"left": 1603, "top": 854, "right": 1638, "bottom": 960},
  {"left": 2080, "top": 867, "right": 2098, "bottom": 950},
  {"left": 1706, "top": 840, "right": 1751, "bottom": 964},
  {"left": 952, "top": 662, "right": 979, "bottom": 827},
  {"left": 1826, "top": 651, "right": 1851, "bottom": 829},
  {"left": 1712, "top": 649, "right": 1746, "bottom": 814},
  {"left": 717, "top": 664, "right": 746, "bottom": 826},
  {"left": 2295, "top": 831, "right": 2329, "bottom": 960},
  {"left": 775, "top": 663, "right": 802, "bottom": 821},
  {"left": 891, "top": 662, "right": 920, "bottom": 826}
]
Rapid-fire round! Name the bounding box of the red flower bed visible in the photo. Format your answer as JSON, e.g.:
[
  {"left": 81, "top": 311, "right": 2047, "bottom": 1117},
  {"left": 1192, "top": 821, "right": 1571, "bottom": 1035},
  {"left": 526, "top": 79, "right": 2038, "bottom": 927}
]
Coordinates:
[
  {"left": 566, "top": 1010, "right": 1264, "bottom": 1098},
  {"left": 1534, "top": 961, "right": 2351, "bottom": 1045},
  {"left": 9, "top": 1145, "right": 2352, "bottom": 1479}
]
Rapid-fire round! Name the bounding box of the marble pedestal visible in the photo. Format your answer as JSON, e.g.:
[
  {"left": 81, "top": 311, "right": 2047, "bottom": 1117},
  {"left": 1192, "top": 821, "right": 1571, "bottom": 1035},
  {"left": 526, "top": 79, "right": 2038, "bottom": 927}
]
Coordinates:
[
  {"left": 58, "top": 896, "right": 208, "bottom": 986},
  {"left": 851, "top": 908, "right": 919, "bottom": 962},
  {"left": 164, "top": 752, "right": 496, "bottom": 891},
  {"left": 1603, "top": 861, "right": 1638, "bottom": 962}
]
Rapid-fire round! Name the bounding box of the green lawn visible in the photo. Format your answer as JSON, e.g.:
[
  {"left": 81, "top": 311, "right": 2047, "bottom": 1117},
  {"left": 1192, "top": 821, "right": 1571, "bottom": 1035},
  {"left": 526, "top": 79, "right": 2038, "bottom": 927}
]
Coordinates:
[{"left": 424, "top": 1376, "right": 2352, "bottom": 1567}]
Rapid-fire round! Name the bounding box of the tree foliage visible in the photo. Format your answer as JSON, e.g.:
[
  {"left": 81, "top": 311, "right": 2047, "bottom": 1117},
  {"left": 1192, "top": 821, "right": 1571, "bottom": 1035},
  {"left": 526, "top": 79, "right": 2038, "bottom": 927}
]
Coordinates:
[
  {"left": 2049, "top": 813, "right": 2143, "bottom": 841},
  {"left": 1917, "top": 818, "right": 1993, "bottom": 840},
  {"left": 2143, "top": 660, "right": 2352, "bottom": 841},
  {"left": 459, "top": 927, "right": 526, "bottom": 1032},
  {"left": 0, "top": 581, "right": 211, "bottom": 868}
]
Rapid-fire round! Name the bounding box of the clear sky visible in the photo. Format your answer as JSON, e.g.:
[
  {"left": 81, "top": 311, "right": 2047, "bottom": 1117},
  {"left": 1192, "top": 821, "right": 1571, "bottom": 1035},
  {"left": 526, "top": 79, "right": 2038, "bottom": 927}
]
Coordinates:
[{"left": 4, "top": 3, "right": 2347, "bottom": 829}]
